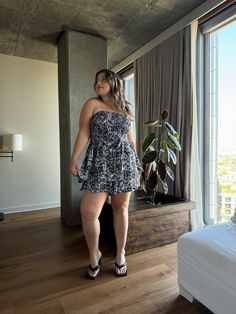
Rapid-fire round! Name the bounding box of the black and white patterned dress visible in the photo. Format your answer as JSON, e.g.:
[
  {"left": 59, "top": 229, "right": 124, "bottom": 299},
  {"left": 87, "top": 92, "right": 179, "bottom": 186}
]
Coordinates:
[{"left": 78, "top": 111, "right": 142, "bottom": 195}]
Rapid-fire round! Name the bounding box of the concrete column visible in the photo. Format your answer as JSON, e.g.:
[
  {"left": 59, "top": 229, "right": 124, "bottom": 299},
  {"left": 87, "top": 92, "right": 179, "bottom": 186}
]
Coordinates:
[{"left": 58, "top": 31, "right": 107, "bottom": 226}]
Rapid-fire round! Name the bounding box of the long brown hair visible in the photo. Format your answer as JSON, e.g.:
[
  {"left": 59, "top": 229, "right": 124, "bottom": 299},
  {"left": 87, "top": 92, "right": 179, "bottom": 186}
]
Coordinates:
[{"left": 94, "top": 69, "right": 132, "bottom": 116}]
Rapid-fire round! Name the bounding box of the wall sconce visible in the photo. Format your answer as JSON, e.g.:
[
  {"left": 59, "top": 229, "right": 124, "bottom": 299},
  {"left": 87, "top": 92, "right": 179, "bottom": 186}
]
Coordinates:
[{"left": 0, "top": 134, "right": 23, "bottom": 162}]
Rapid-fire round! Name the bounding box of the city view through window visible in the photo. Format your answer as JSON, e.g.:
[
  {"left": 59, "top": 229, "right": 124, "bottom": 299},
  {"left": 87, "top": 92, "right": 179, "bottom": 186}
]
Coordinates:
[{"left": 213, "top": 21, "right": 236, "bottom": 223}]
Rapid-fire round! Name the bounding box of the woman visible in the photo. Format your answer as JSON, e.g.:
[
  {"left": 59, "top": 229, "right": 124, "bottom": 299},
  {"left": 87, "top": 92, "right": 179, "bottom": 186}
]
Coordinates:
[{"left": 70, "top": 69, "right": 142, "bottom": 280}]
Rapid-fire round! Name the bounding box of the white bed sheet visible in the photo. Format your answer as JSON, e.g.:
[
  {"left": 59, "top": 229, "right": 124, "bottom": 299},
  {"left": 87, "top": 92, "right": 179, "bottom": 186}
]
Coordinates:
[{"left": 178, "top": 221, "right": 236, "bottom": 314}]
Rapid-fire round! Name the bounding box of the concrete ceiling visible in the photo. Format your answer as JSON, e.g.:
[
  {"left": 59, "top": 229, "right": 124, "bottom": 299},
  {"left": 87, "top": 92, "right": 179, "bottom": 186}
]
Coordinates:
[{"left": 0, "top": 0, "right": 206, "bottom": 68}]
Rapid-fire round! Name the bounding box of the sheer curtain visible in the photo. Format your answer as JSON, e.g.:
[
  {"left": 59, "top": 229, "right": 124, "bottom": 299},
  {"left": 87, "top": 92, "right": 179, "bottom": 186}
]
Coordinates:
[
  {"left": 190, "top": 20, "right": 204, "bottom": 229},
  {"left": 135, "top": 26, "right": 192, "bottom": 199}
]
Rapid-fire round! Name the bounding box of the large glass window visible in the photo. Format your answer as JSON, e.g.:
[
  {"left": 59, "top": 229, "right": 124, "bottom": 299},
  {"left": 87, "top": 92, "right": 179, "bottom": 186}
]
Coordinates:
[
  {"left": 121, "top": 70, "right": 136, "bottom": 142},
  {"left": 201, "top": 7, "right": 236, "bottom": 224},
  {"left": 123, "top": 72, "right": 135, "bottom": 115}
]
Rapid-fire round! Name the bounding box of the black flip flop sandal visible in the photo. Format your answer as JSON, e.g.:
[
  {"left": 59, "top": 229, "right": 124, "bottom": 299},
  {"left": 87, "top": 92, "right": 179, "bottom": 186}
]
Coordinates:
[
  {"left": 115, "top": 262, "right": 128, "bottom": 277},
  {"left": 86, "top": 264, "right": 100, "bottom": 280},
  {"left": 86, "top": 255, "right": 102, "bottom": 280}
]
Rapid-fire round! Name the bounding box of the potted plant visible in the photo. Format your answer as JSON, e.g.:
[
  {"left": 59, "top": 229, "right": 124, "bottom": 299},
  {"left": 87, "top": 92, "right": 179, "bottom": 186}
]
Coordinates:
[{"left": 140, "top": 110, "right": 181, "bottom": 204}]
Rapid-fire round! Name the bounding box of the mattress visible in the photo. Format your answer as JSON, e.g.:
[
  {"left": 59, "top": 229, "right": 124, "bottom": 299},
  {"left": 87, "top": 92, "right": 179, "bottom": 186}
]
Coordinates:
[{"left": 178, "top": 221, "right": 236, "bottom": 314}]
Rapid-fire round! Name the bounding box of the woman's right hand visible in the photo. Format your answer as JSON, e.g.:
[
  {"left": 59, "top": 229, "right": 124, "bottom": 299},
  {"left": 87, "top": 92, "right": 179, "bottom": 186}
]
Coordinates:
[{"left": 70, "top": 160, "right": 80, "bottom": 176}]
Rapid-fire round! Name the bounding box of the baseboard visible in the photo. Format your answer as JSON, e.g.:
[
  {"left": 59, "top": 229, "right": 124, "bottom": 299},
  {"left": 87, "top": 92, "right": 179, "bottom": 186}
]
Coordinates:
[{"left": 2, "top": 202, "right": 60, "bottom": 214}]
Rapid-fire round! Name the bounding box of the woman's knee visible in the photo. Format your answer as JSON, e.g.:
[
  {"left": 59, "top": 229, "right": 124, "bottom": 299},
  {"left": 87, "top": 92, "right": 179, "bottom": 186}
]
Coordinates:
[
  {"left": 112, "top": 203, "right": 129, "bottom": 215},
  {"left": 80, "top": 200, "right": 99, "bottom": 221},
  {"left": 111, "top": 192, "right": 131, "bottom": 215},
  {"left": 80, "top": 191, "right": 107, "bottom": 221},
  {"left": 80, "top": 206, "right": 98, "bottom": 221}
]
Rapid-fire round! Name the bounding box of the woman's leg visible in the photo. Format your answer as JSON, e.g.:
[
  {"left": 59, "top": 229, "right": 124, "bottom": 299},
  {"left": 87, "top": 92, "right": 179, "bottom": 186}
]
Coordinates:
[
  {"left": 80, "top": 191, "right": 108, "bottom": 277},
  {"left": 111, "top": 192, "right": 131, "bottom": 275}
]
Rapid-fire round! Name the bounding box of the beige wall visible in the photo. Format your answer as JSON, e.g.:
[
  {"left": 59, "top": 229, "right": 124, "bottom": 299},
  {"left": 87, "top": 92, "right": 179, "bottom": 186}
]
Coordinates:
[{"left": 0, "top": 54, "right": 60, "bottom": 213}]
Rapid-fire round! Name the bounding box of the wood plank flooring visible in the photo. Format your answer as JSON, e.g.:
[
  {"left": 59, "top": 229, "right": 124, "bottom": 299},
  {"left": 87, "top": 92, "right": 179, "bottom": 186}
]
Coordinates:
[{"left": 0, "top": 208, "right": 212, "bottom": 314}]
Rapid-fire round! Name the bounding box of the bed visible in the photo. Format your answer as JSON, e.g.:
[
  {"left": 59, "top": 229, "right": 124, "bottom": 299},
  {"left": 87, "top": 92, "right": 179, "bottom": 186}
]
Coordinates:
[{"left": 178, "top": 219, "right": 236, "bottom": 314}]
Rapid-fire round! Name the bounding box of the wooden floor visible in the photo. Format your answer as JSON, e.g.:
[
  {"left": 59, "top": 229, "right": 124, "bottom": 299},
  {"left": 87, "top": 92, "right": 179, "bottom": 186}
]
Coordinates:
[{"left": 0, "top": 208, "right": 212, "bottom": 314}]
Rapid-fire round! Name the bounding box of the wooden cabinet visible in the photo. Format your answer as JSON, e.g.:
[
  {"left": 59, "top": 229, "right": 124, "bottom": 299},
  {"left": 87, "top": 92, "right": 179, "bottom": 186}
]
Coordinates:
[{"left": 99, "top": 191, "right": 195, "bottom": 255}]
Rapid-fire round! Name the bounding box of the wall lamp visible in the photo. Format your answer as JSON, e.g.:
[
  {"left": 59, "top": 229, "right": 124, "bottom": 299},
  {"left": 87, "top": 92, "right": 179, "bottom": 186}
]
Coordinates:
[{"left": 0, "top": 134, "right": 23, "bottom": 162}]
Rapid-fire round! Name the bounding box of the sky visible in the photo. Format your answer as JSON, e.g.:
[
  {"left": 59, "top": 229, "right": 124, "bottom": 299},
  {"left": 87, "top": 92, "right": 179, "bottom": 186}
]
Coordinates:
[{"left": 217, "top": 20, "right": 236, "bottom": 154}]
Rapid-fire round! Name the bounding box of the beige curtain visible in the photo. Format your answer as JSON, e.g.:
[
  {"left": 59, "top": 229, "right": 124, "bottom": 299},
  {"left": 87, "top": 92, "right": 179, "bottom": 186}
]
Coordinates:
[
  {"left": 135, "top": 26, "right": 192, "bottom": 199},
  {"left": 190, "top": 21, "right": 204, "bottom": 229}
]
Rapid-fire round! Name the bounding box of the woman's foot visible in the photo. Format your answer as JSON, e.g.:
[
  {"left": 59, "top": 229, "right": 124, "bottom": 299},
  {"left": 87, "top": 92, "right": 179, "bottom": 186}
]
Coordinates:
[
  {"left": 115, "top": 253, "right": 127, "bottom": 277},
  {"left": 115, "top": 261, "right": 128, "bottom": 277},
  {"left": 86, "top": 251, "right": 102, "bottom": 280}
]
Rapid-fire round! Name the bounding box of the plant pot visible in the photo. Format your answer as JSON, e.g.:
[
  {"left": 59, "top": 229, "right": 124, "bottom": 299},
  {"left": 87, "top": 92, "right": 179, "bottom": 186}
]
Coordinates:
[{"left": 132, "top": 190, "right": 184, "bottom": 205}]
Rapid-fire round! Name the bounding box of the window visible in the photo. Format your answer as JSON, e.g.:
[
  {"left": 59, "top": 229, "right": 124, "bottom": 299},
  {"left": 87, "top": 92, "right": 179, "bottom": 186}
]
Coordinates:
[
  {"left": 123, "top": 72, "right": 135, "bottom": 115},
  {"left": 200, "top": 6, "right": 236, "bottom": 224},
  {"left": 121, "top": 69, "right": 136, "bottom": 142}
]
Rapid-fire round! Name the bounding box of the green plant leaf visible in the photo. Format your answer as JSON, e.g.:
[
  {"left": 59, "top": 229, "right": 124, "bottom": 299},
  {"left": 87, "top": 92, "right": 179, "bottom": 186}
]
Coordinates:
[
  {"left": 167, "top": 133, "right": 181, "bottom": 151},
  {"left": 142, "top": 133, "right": 155, "bottom": 152},
  {"left": 164, "top": 145, "right": 169, "bottom": 162},
  {"left": 166, "top": 165, "right": 175, "bottom": 181},
  {"left": 148, "top": 171, "right": 158, "bottom": 189},
  {"left": 142, "top": 151, "right": 157, "bottom": 164},
  {"left": 144, "top": 162, "right": 153, "bottom": 180},
  {"left": 157, "top": 160, "right": 166, "bottom": 180},
  {"left": 174, "top": 132, "right": 179, "bottom": 139},
  {"left": 167, "top": 147, "right": 177, "bottom": 164},
  {"left": 165, "top": 122, "right": 177, "bottom": 135},
  {"left": 144, "top": 120, "right": 160, "bottom": 126},
  {"left": 160, "top": 179, "right": 168, "bottom": 194},
  {"left": 161, "top": 110, "right": 168, "bottom": 121},
  {"left": 148, "top": 145, "right": 155, "bottom": 151}
]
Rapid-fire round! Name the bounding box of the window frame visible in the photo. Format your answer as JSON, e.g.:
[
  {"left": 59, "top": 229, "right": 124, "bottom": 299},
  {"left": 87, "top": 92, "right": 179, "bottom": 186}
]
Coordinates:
[{"left": 198, "top": 5, "right": 236, "bottom": 225}]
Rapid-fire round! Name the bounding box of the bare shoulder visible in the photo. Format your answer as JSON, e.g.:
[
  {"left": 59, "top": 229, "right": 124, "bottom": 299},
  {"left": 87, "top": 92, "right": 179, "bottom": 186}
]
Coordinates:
[
  {"left": 83, "top": 97, "right": 105, "bottom": 116},
  {"left": 82, "top": 98, "right": 101, "bottom": 113},
  {"left": 83, "top": 97, "right": 97, "bottom": 108},
  {"left": 80, "top": 98, "right": 96, "bottom": 116}
]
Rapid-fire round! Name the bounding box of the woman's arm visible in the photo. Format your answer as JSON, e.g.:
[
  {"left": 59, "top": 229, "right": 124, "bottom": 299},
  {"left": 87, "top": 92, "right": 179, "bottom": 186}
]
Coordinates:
[{"left": 70, "top": 99, "right": 95, "bottom": 176}]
